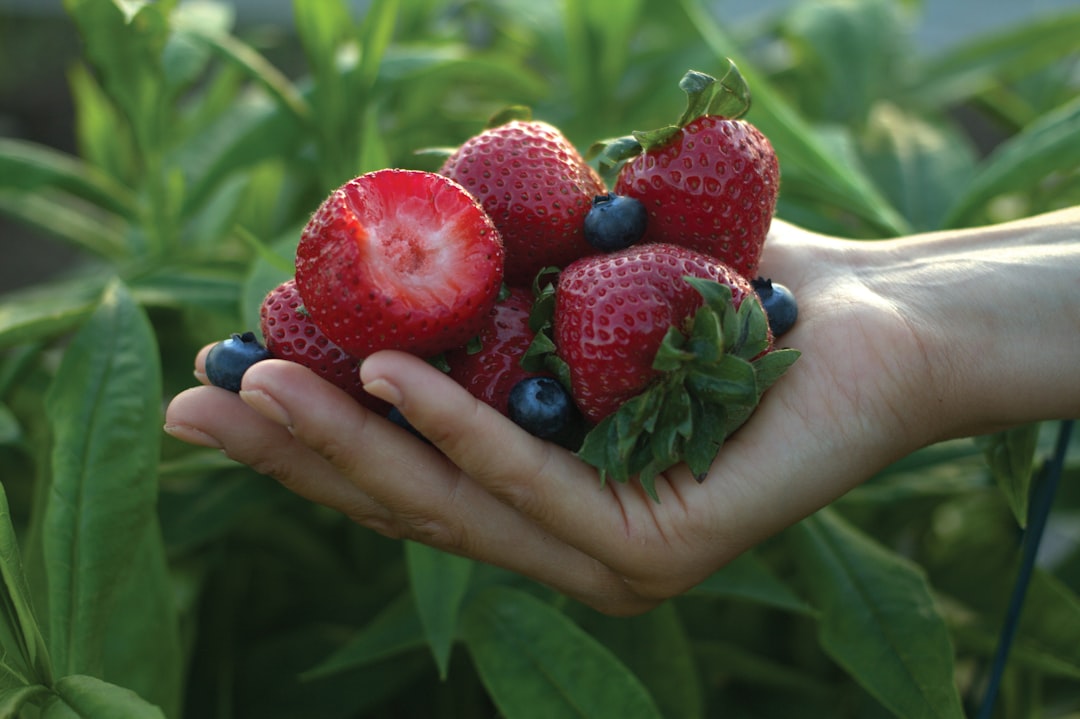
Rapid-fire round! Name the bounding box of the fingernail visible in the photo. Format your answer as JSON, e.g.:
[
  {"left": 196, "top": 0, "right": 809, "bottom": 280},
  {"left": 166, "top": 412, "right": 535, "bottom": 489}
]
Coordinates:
[
  {"left": 239, "top": 389, "right": 293, "bottom": 428},
  {"left": 163, "top": 423, "right": 223, "bottom": 449},
  {"left": 362, "top": 377, "right": 403, "bottom": 407}
]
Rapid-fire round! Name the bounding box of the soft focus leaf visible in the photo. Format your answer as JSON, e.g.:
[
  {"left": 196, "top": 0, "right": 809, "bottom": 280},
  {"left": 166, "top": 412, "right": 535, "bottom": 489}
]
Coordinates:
[
  {"left": 461, "top": 586, "right": 663, "bottom": 719},
  {"left": 790, "top": 509, "right": 964, "bottom": 718},
  {"left": 689, "top": 549, "right": 813, "bottom": 615},
  {"left": 945, "top": 95, "right": 1080, "bottom": 226},
  {"left": 978, "top": 423, "right": 1041, "bottom": 527},
  {"left": 405, "top": 542, "right": 474, "bottom": 679},
  {"left": 43, "top": 674, "right": 165, "bottom": 719},
  {"left": 0, "top": 484, "right": 53, "bottom": 690},
  {"left": 43, "top": 280, "right": 164, "bottom": 678}
]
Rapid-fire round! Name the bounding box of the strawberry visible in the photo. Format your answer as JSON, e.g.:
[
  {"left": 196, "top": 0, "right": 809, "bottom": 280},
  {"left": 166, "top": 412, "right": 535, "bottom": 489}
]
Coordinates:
[
  {"left": 259, "top": 278, "right": 390, "bottom": 415},
  {"left": 528, "top": 242, "right": 799, "bottom": 498},
  {"left": 444, "top": 286, "right": 548, "bottom": 417},
  {"left": 294, "top": 168, "right": 505, "bottom": 359},
  {"left": 438, "top": 114, "right": 607, "bottom": 287},
  {"left": 592, "top": 66, "right": 779, "bottom": 279}
]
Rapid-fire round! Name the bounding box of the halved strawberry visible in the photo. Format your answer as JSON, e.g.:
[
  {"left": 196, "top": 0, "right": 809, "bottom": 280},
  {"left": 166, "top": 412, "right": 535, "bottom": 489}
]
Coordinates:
[
  {"left": 294, "top": 169, "right": 505, "bottom": 359},
  {"left": 438, "top": 114, "right": 607, "bottom": 287},
  {"left": 527, "top": 243, "right": 799, "bottom": 498},
  {"left": 259, "top": 278, "right": 390, "bottom": 415}
]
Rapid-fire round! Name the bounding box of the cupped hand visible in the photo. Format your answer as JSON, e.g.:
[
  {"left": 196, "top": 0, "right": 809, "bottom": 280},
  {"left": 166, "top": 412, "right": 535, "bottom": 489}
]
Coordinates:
[{"left": 164, "top": 220, "right": 941, "bottom": 616}]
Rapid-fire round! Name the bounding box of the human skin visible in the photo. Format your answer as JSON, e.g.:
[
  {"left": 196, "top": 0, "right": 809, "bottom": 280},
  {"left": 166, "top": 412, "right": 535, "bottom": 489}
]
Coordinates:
[{"left": 164, "top": 207, "right": 1080, "bottom": 616}]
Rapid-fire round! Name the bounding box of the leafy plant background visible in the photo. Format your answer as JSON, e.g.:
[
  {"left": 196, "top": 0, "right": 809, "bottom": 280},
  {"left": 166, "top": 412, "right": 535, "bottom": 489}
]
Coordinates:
[{"left": 0, "top": 0, "right": 1078, "bottom": 717}]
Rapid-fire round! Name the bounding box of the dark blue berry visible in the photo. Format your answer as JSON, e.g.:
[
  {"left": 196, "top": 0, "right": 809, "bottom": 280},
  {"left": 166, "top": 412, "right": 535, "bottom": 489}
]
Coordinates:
[
  {"left": 386, "top": 406, "right": 430, "bottom": 444},
  {"left": 508, "top": 376, "right": 582, "bottom": 445},
  {"left": 751, "top": 277, "right": 798, "bottom": 338},
  {"left": 583, "top": 194, "right": 648, "bottom": 252},
  {"left": 205, "top": 331, "right": 273, "bottom": 392}
]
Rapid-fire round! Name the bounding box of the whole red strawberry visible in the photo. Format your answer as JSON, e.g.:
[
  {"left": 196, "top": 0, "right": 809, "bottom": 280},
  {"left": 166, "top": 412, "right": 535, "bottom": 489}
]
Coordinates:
[
  {"left": 534, "top": 242, "right": 799, "bottom": 497},
  {"left": 259, "top": 278, "right": 390, "bottom": 415},
  {"left": 295, "top": 169, "right": 505, "bottom": 359},
  {"left": 439, "top": 115, "right": 607, "bottom": 287},
  {"left": 593, "top": 67, "right": 779, "bottom": 279},
  {"left": 444, "top": 287, "right": 547, "bottom": 417}
]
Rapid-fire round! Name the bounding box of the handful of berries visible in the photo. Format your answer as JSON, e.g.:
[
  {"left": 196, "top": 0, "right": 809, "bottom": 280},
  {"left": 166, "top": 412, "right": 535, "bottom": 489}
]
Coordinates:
[{"left": 205, "top": 63, "right": 799, "bottom": 499}]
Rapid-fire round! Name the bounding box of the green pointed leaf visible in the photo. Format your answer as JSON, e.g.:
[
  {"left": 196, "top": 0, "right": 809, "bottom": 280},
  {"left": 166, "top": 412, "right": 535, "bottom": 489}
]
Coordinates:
[
  {"left": 685, "top": 355, "right": 757, "bottom": 405},
  {"left": 789, "top": 509, "right": 965, "bottom": 719},
  {"left": 732, "top": 296, "right": 771, "bottom": 360},
  {"left": 652, "top": 327, "right": 692, "bottom": 372},
  {"left": 0, "top": 485, "right": 53, "bottom": 690},
  {"left": 302, "top": 593, "right": 426, "bottom": 680},
  {"left": 460, "top": 586, "right": 664, "bottom": 719},
  {"left": 945, "top": 94, "right": 1080, "bottom": 227},
  {"left": 571, "top": 602, "right": 704, "bottom": 719},
  {"left": 44, "top": 674, "right": 165, "bottom": 719},
  {"left": 102, "top": 522, "right": 181, "bottom": 718},
  {"left": 689, "top": 549, "right": 814, "bottom": 615},
  {"left": 976, "top": 423, "right": 1040, "bottom": 527},
  {"left": 43, "top": 280, "right": 163, "bottom": 678},
  {"left": 587, "top": 135, "right": 644, "bottom": 177},
  {"left": 406, "top": 542, "right": 474, "bottom": 680},
  {"left": 702, "top": 59, "right": 751, "bottom": 120},
  {"left": 0, "top": 189, "right": 129, "bottom": 261},
  {"left": 182, "top": 24, "right": 310, "bottom": 128},
  {"left": 752, "top": 349, "right": 802, "bottom": 396},
  {"left": 0, "top": 138, "right": 136, "bottom": 218},
  {"left": 0, "top": 685, "right": 50, "bottom": 716},
  {"left": 683, "top": 397, "right": 726, "bottom": 479}
]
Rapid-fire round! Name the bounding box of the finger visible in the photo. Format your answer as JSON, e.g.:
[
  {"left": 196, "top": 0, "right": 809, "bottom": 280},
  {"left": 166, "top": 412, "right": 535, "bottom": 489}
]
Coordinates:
[
  {"left": 358, "top": 351, "right": 720, "bottom": 575},
  {"left": 164, "top": 377, "right": 395, "bottom": 529},
  {"left": 237, "top": 358, "right": 653, "bottom": 614}
]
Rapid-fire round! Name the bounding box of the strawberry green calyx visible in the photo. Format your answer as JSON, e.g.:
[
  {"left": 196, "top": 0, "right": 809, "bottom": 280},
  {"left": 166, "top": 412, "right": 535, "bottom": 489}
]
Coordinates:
[
  {"left": 588, "top": 60, "right": 752, "bottom": 177},
  {"left": 575, "top": 277, "right": 799, "bottom": 501}
]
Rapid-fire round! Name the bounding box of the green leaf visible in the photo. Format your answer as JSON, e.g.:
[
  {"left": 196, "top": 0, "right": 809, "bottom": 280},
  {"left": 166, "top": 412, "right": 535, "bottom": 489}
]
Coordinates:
[
  {"left": 0, "top": 138, "right": 136, "bottom": 218},
  {"left": 0, "top": 189, "right": 129, "bottom": 261},
  {"left": 102, "top": 522, "right": 181, "bottom": 718},
  {"left": 689, "top": 549, "right": 814, "bottom": 615},
  {"left": 301, "top": 593, "right": 427, "bottom": 680},
  {"left": 685, "top": 356, "right": 757, "bottom": 405},
  {"left": 460, "top": 586, "right": 664, "bottom": 719},
  {"left": 751, "top": 349, "right": 802, "bottom": 397},
  {"left": 945, "top": 94, "right": 1080, "bottom": 226},
  {"left": 405, "top": 542, "right": 474, "bottom": 680},
  {"left": 43, "top": 280, "right": 164, "bottom": 678},
  {"left": 179, "top": 23, "right": 310, "bottom": 128},
  {"left": 43, "top": 674, "right": 165, "bottom": 719},
  {"left": 1, "top": 684, "right": 50, "bottom": 715},
  {"left": 0, "top": 276, "right": 106, "bottom": 350},
  {"left": 789, "top": 509, "right": 964, "bottom": 719},
  {"left": 571, "top": 603, "right": 704, "bottom": 719},
  {"left": 62, "top": 0, "right": 171, "bottom": 156},
  {"left": 913, "top": 10, "right": 1080, "bottom": 108},
  {"left": 860, "top": 103, "right": 978, "bottom": 232},
  {"left": 977, "top": 423, "right": 1041, "bottom": 527},
  {"left": 0, "top": 484, "right": 53, "bottom": 690}
]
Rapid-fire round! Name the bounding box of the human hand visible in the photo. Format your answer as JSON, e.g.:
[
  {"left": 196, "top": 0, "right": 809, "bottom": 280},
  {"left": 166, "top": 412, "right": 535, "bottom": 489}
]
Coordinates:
[{"left": 164, "top": 213, "right": 1078, "bottom": 615}]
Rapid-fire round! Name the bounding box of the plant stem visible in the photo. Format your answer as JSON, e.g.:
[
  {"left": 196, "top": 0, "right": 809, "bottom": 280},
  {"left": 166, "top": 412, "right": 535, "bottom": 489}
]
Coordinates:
[{"left": 977, "top": 419, "right": 1075, "bottom": 718}]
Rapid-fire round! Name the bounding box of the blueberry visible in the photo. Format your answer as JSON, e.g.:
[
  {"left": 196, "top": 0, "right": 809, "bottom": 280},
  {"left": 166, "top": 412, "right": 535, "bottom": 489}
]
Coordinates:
[
  {"left": 751, "top": 277, "right": 798, "bottom": 338},
  {"left": 205, "top": 331, "right": 273, "bottom": 392},
  {"left": 583, "top": 194, "right": 648, "bottom": 252},
  {"left": 386, "top": 406, "right": 430, "bottom": 444},
  {"left": 508, "top": 376, "right": 583, "bottom": 447}
]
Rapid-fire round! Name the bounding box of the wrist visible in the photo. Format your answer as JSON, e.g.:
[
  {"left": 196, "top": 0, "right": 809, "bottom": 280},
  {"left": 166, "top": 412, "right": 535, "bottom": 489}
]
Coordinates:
[{"left": 866, "top": 208, "right": 1080, "bottom": 440}]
